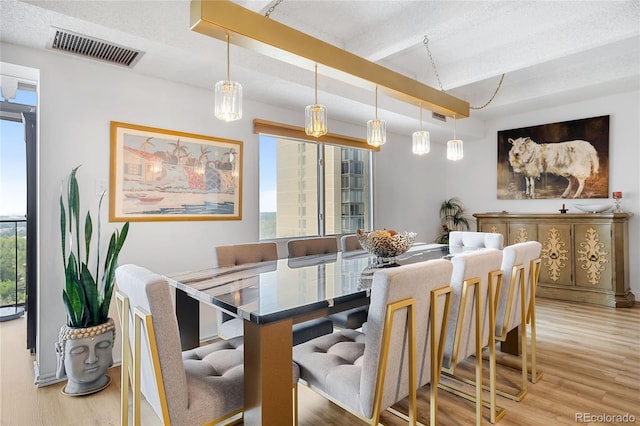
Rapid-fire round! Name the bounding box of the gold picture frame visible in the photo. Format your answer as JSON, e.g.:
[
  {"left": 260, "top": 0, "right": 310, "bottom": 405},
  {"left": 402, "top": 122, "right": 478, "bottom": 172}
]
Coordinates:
[{"left": 110, "top": 121, "right": 242, "bottom": 221}]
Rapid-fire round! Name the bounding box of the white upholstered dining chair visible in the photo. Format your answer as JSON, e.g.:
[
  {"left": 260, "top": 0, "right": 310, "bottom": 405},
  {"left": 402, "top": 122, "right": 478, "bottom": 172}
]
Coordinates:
[
  {"left": 115, "top": 264, "right": 246, "bottom": 426},
  {"left": 214, "top": 242, "right": 279, "bottom": 340},
  {"left": 287, "top": 236, "right": 340, "bottom": 257},
  {"left": 340, "top": 234, "right": 363, "bottom": 252},
  {"left": 288, "top": 236, "right": 368, "bottom": 332},
  {"left": 293, "top": 259, "right": 453, "bottom": 425},
  {"left": 493, "top": 241, "right": 542, "bottom": 401},
  {"left": 448, "top": 231, "right": 504, "bottom": 253},
  {"left": 440, "top": 248, "right": 504, "bottom": 425}
]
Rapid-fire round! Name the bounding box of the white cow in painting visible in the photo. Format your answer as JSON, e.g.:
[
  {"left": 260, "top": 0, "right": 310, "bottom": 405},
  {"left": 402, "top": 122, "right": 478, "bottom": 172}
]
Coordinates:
[{"left": 508, "top": 137, "right": 599, "bottom": 198}]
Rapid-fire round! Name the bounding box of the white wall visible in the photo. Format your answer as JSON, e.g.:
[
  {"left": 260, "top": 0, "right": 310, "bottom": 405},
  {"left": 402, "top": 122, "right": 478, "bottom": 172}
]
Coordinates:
[
  {"left": 1, "top": 42, "right": 440, "bottom": 384},
  {"left": 446, "top": 90, "right": 640, "bottom": 299},
  {"left": 373, "top": 136, "right": 448, "bottom": 241},
  {"left": 3, "top": 41, "right": 638, "bottom": 385}
]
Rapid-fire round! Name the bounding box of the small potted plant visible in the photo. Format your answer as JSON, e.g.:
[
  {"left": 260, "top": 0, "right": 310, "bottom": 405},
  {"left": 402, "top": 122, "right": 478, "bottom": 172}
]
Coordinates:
[
  {"left": 436, "top": 198, "right": 471, "bottom": 244},
  {"left": 56, "top": 166, "right": 129, "bottom": 395}
]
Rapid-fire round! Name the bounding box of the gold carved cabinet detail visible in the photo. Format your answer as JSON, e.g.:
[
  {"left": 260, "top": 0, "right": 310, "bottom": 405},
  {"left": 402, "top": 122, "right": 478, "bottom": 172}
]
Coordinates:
[
  {"left": 575, "top": 224, "right": 611, "bottom": 290},
  {"left": 474, "top": 212, "right": 633, "bottom": 308},
  {"left": 508, "top": 223, "right": 537, "bottom": 245},
  {"left": 539, "top": 224, "right": 571, "bottom": 286}
]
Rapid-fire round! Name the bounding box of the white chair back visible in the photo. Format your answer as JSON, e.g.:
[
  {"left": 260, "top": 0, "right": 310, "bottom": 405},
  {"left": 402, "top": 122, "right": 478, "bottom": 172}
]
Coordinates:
[
  {"left": 215, "top": 242, "right": 279, "bottom": 338},
  {"left": 116, "top": 264, "right": 188, "bottom": 423},
  {"left": 360, "top": 259, "right": 453, "bottom": 417},
  {"left": 443, "top": 249, "right": 503, "bottom": 370},
  {"left": 216, "top": 242, "right": 278, "bottom": 267},
  {"left": 340, "top": 234, "right": 363, "bottom": 252},
  {"left": 288, "top": 236, "right": 339, "bottom": 258},
  {"left": 449, "top": 231, "right": 504, "bottom": 251},
  {"left": 496, "top": 241, "right": 542, "bottom": 338}
]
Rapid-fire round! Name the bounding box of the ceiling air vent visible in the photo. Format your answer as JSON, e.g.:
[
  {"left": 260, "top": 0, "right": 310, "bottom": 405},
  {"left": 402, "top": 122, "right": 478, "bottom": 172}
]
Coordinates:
[
  {"left": 432, "top": 112, "right": 447, "bottom": 122},
  {"left": 48, "top": 27, "right": 143, "bottom": 68}
]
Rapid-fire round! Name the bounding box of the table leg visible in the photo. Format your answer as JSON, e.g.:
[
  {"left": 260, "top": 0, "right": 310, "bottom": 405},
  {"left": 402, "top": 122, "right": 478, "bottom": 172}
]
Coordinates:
[
  {"left": 243, "top": 318, "right": 294, "bottom": 426},
  {"left": 500, "top": 326, "right": 521, "bottom": 356},
  {"left": 175, "top": 289, "right": 200, "bottom": 350}
]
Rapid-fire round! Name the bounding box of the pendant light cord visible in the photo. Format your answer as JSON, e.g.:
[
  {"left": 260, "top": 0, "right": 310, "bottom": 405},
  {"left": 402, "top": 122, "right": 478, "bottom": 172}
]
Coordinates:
[
  {"left": 375, "top": 86, "right": 378, "bottom": 120},
  {"left": 453, "top": 114, "right": 457, "bottom": 139},
  {"left": 265, "top": 0, "right": 285, "bottom": 18},
  {"left": 314, "top": 64, "right": 318, "bottom": 104},
  {"left": 423, "top": 35, "right": 504, "bottom": 110},
  {"left": 226, "top": 34, "right": 231, "bottom": 81},
  {"left": 419, "top": 103, "right": 423, "bottom": 131}
]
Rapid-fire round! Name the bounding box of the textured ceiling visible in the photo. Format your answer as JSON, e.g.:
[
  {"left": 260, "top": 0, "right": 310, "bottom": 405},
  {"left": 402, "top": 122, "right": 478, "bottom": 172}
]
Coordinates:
[{"left": 1, "top": 0, "right": 639, "bottom": 141}]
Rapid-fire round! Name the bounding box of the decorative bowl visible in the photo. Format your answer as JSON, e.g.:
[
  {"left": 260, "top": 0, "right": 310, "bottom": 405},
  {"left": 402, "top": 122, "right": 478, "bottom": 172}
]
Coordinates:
[
  {"left": 572, "top": 202, "right": 614, "bottom": 213},
  {"left": 356, "top": 229, "right": 416, "bottom": 260}
]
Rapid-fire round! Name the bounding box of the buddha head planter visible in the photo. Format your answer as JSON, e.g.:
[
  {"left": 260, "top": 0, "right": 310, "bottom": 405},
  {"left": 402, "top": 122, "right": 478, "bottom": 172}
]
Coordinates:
[{"left": 56, "top": 318, "right": 115, "bottom": 395}]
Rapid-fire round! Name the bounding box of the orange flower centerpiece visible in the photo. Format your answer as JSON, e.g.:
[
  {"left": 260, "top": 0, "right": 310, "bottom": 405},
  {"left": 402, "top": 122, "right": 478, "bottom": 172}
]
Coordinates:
[{"left": 356, "top": 229, "right": 416, "bottom": 263}]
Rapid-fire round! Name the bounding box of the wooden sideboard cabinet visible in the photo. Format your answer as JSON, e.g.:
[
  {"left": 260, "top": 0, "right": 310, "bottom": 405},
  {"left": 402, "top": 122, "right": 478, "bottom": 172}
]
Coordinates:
[{"left": 474, "top": 212, "right": 634, "bottom": 308}]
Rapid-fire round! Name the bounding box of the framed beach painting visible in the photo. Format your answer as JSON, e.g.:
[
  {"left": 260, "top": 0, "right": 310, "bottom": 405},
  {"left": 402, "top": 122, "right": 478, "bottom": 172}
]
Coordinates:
[{"left": 110, "top": 122, "right": 242, "bottom": 221}]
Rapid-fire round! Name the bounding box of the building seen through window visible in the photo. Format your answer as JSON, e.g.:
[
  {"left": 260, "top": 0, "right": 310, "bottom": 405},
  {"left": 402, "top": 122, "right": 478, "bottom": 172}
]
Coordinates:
[{"left": 259, "top": 134, "right": 372, "bottom": 240}]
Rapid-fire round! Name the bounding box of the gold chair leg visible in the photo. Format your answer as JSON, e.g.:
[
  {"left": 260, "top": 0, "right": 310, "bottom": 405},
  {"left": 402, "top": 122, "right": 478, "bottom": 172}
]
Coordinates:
[
  {"left": 116, "top": 293, "right": 131, "bottom": 426},
  {"left": 490, "top": 323, "right": 528, "bottom": 402},
  {"left": 293, "top": 384, "right": 298, "bottom": 426},
  {"left": 489, "top": 330, "right": 528, "bottom": 401},
  {"left": 528, "top": 258, "right": 543, "bottom": 384},
  {"left": 439, "top": 275, "right": 505, "bottom": 424},
  {"left": 487, "top": 263, "right": 535, "bottom": 402},
  {"left": 497, "top": 326, "right": 542, "bottom": 384},
  {"left": 439, "top": 376, "right": 507, "bottom": 424},
  {"left": 488, "top": 274, "right": 497, "bottom": 424},
  {"left": 133, "top": 312, "right": 142, "bottom": 426}
]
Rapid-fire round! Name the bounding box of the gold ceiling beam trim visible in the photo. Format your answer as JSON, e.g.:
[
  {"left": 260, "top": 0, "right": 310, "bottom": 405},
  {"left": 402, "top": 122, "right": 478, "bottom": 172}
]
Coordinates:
[{"left": 190, "top": 0, "right": 470, "bottom": 119}]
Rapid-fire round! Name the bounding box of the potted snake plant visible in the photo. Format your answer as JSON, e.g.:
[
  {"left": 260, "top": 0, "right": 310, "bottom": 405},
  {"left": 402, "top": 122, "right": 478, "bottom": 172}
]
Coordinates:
[{"left": 56, "top": 165, "right": 129, "bottom": 395}]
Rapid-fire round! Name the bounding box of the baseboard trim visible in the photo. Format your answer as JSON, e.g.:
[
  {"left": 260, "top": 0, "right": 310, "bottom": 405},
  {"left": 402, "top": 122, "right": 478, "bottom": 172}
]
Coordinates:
[{"left": 33, "top": 360, "right": 64, "bottom": 387}]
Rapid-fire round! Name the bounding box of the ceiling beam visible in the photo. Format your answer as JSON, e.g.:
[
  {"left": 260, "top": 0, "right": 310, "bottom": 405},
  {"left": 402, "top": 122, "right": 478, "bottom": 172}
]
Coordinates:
[{"left": 190, "top": 0, "right": 469, "bottom": 118}]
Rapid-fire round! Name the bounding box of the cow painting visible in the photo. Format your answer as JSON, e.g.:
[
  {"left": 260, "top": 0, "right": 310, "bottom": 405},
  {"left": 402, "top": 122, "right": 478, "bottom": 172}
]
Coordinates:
[
  {"left": 497, "top": 116, "right": 609, "bottom": 200},
  {"left": 508, "top": 137, "right": 599, "bottom": 198}
]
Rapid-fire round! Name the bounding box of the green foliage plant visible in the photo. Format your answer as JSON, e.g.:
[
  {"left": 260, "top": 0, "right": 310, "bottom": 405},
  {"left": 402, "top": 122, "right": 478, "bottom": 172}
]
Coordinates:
[
  {"left": 437, "top": 197, "right": 471, "bottom": 244},
  {"left": 60, "top": 166, "right": 129, "bottom": 328}
]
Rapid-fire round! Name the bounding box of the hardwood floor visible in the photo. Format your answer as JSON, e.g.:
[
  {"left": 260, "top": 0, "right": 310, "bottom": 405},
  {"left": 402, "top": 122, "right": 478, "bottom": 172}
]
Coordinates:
[{"left": 1, "top": 298, "right": 638, "bottom": 425}]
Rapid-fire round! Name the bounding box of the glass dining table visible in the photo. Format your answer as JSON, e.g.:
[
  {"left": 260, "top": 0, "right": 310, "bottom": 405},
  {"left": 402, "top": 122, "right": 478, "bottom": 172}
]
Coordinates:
[{"left": 165, "top": 243, "right": 452, "bottom": 425}]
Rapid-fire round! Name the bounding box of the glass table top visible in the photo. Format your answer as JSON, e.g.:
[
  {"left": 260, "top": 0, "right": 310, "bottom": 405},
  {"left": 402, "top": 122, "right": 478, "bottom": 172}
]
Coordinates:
[{"left": 166, "top": 243, "right": 453, "bottom": 324}]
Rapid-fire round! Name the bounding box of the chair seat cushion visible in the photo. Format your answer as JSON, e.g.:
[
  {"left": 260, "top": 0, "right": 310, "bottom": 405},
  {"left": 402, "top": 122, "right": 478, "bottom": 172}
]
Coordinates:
[
  {"left": 293, "top": 318, "right": 334, "bottom": 346},
  {"left": 329, "top": 306, "right": 368, "bottom": 329},
  {"left": 293, "top": 329, "right": 365, "bottom": 414},
  {"left": 182, "top": 336, "right": 245, "bottom": 422}
]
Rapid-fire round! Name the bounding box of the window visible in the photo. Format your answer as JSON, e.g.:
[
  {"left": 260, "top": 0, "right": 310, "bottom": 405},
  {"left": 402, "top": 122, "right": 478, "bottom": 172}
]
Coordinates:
[
  {"left": 259, "top": 134, "right": 372, "bottom": 239},
  {"left": 0, "top": 86, "right": 37, "bottom": 311}
]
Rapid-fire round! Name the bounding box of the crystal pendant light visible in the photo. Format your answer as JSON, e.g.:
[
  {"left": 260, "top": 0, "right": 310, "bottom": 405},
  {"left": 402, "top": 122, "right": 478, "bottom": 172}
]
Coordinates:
[
  {"left": 367, "top": 86, "right": 386, "bottom": 147},
  {"left": 412, "top": 103, "right": 430, "bottom": 155},
  {"left": 446, "top": 115, "right": 463, "bottom": 161},
  {"left": 305, "top": 64, "right": 328, "bottom": 137},
  {"left": 215, "top": 34, "right": 242, "bottom": 122}
]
